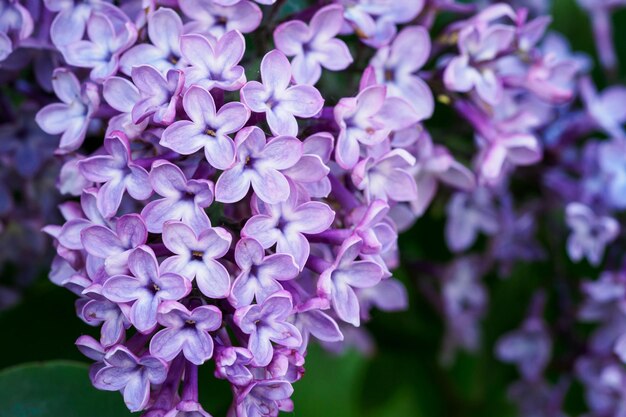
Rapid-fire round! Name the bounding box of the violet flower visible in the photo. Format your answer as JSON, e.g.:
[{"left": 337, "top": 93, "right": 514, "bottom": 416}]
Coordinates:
[
  {"left": 160, "top": 221, "right": 232, "bottom": 299},
  {"left": 240, "top": 50, "right": 324, "bottom": 136},
  {"left": 35, "top": 67, "right": 99, "bottom": 154},
  {"left": 566, "top": 202, "right": 619, "bottom": 266},
  {"left": 234, "top": 290, "right": 302, "bottom": 367},
  {"left": 102, "top": 246, "right": 191, "bottom": 333},
  {"left": 129, "top": 65, "right": 184, "bottom": 126},
  {"left": 78, "top": 131, "right": 151, "bottom": 218},
  {"left": 150, "top": 301, "right": 222, "bottom": 365},
  {"left": 141, "top": 161, "right": 214, "bottom": 234},
  {"left": 160, "top": 85, "right": 249, "bottom": 170},
  {"left": 215, "top": 126, "right": 302, "bottom": 204},
  {"left": 179, "top": 0, "right": 262, "bottom": 39},
  {"left": 273, "top": 5, "right": 352, "bottom": 85}
]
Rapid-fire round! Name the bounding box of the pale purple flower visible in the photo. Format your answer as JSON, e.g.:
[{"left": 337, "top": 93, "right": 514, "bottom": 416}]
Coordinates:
[
  {"left": 282, "top": 132, "right": 333, "bottom": 198},
  {"left": 160, "top": 85, "right": 249, "bottom": 170},
  {"left": 351, "top": 149, "right": 418, "bottom": 203},
  {"left": 150, "top": 301, "right": 222, "bottom": 365},
  {"left": 94, "top": 345, "right": 168, "bottom": 412},
  {"left": 215, "top": 126, "right": 302, "bottom": 204},
  {"left": 566, "top": 203, "right": 619, "bottom": 266},
  {"left": 444, "top": 24, "right": 515, "bottom": 105},
  {"left": 102, "top": 76, "right": 147, "bottom": 138},
  {"left": 160, "top": 221, "right": 232, "bottom": 299},
  {"left": 213, "top": 0, "right": 276, "bottom": 4},
  {"left": 240, "top": 50, "right": 324, "bottom": 136},
  {"left": 445, "top": 188, "right": 499, "bottom": 252},
  {"left": 273, "top": 5, "right": 352, "bottom": 85},
  {"left": 580, "top": 77, "right": 626, "bottom": 139},
  {"left": 242, "top": 184, "right": 335, "bottom": 269},
  {"left": 80, "top": 213, "right": 147, "bottom": 275},
  {"left": 293, "top": 299, "right": 344, "bottom": 347},
  {"left": 102, "top": 246, "right": 191, "bottom": 332},
  {"left": 229, "top": 237, "right": 299, "bottom": 308},
  {"left": 78, "top": 131, "right": 151, "bottom": 218},
  {"left": 370, "top": 25, "right": 433, "bottom": 120},
  {"left": 57, "top": 189, "right": 110, "bottom": 251},
  {"left": 317, "top": 236, "right": 384, "bottom": 326},
  {"left": 598, "top": 139, "right": 626, "bottom": 209},
  {"left": 409, "top": 131, "right": 476, "bottom": 216},
  {"left": 129, "top": 65, "right": 184, "bottom": 126},
  {"left": 62, "top": 11, "right": 137, "bottom": 82},
  {"left": 234, "top": 290, "right": 302, "bottom": 366},
  {"left": 215, "top": 346, "right": 254, "bottom": 386},
  {"left": 180, "top": 30, "right": 246, "bottom": 91},
  {"left": 119, "top": 7, "right": 184, "bottom": 75},
  {"left": 35, "top": 67, "right": 99, "bottom": 154},
  {"left": 334, "top": 84, "right": 419, "bottom": 169},
  {"left": 81, "top": 297, "right": 128, "bottom": 347},
  {"left": 141, "top": 161, "right": 214, "bottom": 233},
  {"left": 0, "top": 0, "right": 33, "bottom": 59},
  {"left": 179, "top": 0, "right": 262, "bottom": 39},
  {"left": 235, "top": 379, "right": 294, "bottom": 417},
  {"left": 497, "top": 317, "right": 552, "bottom": 380}
]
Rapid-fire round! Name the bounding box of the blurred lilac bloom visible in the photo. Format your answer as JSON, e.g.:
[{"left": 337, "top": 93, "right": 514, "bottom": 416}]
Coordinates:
[
  {"left": 318, "top": 237, "right": 384, "bottom": 326},
  {"left": 160, "top": 85, "right": 249, "bottom": 170},
  {"left": 444, "top": 24, "right": 515, "bottom": 105},
  {"left": 352, "top": 149, "right": 418, "bottom": 203},
  {"left": 293, "top": 298, "right": 344, "bottom": 346},
  {"left": 179, "top": 0, "right": 262, "bottom": 39},
  {"left": 160, "top": 221, "right": 232, "bottom": 299},
  {"left": 215, "top": 126, "right": 302, "bottom": 204},
  {"left": 94, "top": 345, "right": 168, "bottom": 412},
  {"left": 62, "top": 11, "right": 137, "bottom": 82},
  {"left": 129, "top": 65, "right": 184, "bottom": 125},
  {"left": 441, "top": 257, "right": 487, "bottom": 361},
  {"left": 102, "top": 76, "right": 146, "bottom": 138},
  {"left": 102, "top": 246, "right": 191, "bottom": 332},
  {"left": 35, "top": 68, "right": 99, "bottom": 154},
  {"left": 81, "top": 213, "right": 147, "bottom": 275},
  {"left": 580, "top": 77, "right": 626, "bottom": 139},
  {"left": 357, "top": 278, "right": 408, "bottom": 319},
  {"left": 150, "top": 301, "right": 222, "bottom": 365},
  {"left": 242, "top": 185, "right": 335, "bottom": 269},
  {"left": 598, "top": 139, "right": 626, "bottom": 209},
  {"left": 0, "top": 0, "right": 33, "bottom": 59},
  {"left": 445, "top": 188, "right": 499, "bottom": 252},
  {"left": 409, "top": 131, "right": 475, "bottom": 216},
  {"left": 334, "top": 84, "right": 419, "bottom": 169},
  {"left": 566, "top": 202, "right": 619, "bottom": 266},
  {"left": 240, "top": 50, "right": 324, "bottom": 136},
  {"left": 370, "top": 25, "right": 433, "bottom": 120},
  {"left": 282, "top": 132, "right": 333, "bottom": 198},
  {"left": 180, "top": 30, "right": 246, "bottom": 91},
  {"left": 234, "top": 290, "right": 302, "bottom": 366},
  {"left": 337, "top": 0, "right": 424, "bottom": 48},
  {"left": 235, "top": 379, "right": 294, "bottom": 417},
  {"left": 120, "top": 8, "right": 183, "bottom": 75},
  {"left": 274, "top": 5, "right": 353, "bottom": 85},
  {"left": 141, "top": 161, "right": 214, "bottom": 233},
  {"left": 215, "top": 346, "right": 254, "bottom": 386},
  {"left": 78, "top": 131, "right": 151, "bottom": 218},
  {"left": 230, "top": 237, "right": 299, "bottom": 308},
  {"left": 497, "top": 316, "right": 552, "bottom": 380}
]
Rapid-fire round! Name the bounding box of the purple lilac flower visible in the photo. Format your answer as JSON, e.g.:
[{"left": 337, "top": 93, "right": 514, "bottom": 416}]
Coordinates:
[
  {"left": 160, "top": 221, "right": 232, "bottom": 299},
  {"left": 215, "top": 126, "right": 302, "bottom": 204},
  {"left": 160, "top": 85, "right": 249, "bottom": 170},
  {"left": 35, "top": 67, "right": 99, "bottom": 153},
  {"left": 102, "top": 246, "right": 191, "bottom": 332},
  {"left": 179, "top": 0, "right": 262, "bottom": 39},
  {"left": 445, "top": 188, "right": 499, "bottom": 252},
  {"left": 240, "top": 50, "right": 324, "bottom": 136},
  {"left": 129, "top": 65, "right": 184, "bottom": 126},
  {"left": 234, "top": 290, "right": 302, "bottom": 367},
  {"left": 140, "top": 161, "right": 214, "bottom": 233},
  {"left": 78, "top": 131, "right": 151, "bottom": 218},
  {"left": 273, "top": 5, "right": 353, "bottom": 85},
  {"left": 150, "top": 301, "right": 222, "bottom": 365}
]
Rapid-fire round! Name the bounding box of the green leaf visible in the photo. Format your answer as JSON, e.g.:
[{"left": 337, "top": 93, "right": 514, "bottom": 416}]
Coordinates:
[{"left": 0, "top": 361, "right": 133, "bottom": 417}]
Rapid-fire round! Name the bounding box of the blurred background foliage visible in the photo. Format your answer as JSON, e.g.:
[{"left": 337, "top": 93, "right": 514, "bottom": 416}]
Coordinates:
[{"left": 0, "top": 0, "right": 622, "bottom": 415}]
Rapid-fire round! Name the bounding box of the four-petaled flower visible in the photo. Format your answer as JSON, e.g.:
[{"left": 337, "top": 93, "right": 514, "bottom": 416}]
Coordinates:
[{"left": 566, "top": 202, "right": 619, "bottom": 266}]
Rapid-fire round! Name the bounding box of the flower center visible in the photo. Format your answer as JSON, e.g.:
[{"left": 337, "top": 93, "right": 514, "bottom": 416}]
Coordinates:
[{"left": 205, "top": 128, "right": 217, "bottom": 137}]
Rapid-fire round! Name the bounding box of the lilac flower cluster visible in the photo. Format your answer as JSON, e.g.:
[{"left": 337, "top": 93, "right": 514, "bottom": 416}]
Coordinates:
[{"left": 1, "top": 0, "right": 624, "bottom": 414}]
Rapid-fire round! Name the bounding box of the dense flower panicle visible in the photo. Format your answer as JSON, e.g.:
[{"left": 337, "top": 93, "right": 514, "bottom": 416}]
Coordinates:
[{"left": 0, "top": 0, "right": 620, "bottom": 415}]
